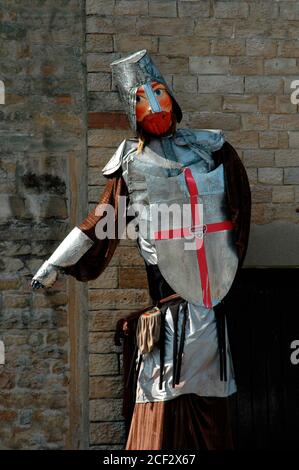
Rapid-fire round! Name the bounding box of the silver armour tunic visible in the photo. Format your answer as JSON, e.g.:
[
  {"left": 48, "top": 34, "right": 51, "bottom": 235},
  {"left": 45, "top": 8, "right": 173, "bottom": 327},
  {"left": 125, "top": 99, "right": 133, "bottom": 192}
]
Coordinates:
[{"left": 103, "top": 128, "right": 237, "bottom": 403}]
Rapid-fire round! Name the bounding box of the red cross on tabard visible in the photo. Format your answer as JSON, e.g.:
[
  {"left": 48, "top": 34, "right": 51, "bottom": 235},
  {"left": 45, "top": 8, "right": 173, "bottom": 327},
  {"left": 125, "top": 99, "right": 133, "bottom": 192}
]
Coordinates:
[{"left": 153, "top": 167, "right": 234, "bottom": 309}]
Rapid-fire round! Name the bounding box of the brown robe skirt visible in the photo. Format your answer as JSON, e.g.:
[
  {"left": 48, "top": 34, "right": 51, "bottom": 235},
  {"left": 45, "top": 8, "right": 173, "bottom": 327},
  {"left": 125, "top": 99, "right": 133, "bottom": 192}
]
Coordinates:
[{"left": 126, "top": 393, "right": 235, "bottom": 450}]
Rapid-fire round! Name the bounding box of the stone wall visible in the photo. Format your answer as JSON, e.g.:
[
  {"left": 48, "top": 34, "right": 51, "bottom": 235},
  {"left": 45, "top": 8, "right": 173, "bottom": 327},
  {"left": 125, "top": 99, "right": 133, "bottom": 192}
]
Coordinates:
[
  {"left": 86, "top": 0, "right": 299, "bottom": 448},
  {"left": 1, "top": 0, "right": 299, "bottom": 451},
  {"left": 0, "top": 0, "right": 87, "bottom": 449}
]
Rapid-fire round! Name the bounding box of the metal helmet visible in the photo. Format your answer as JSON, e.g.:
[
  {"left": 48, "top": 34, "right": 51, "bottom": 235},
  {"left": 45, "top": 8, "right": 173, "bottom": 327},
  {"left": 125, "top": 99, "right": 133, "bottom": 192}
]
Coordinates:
[{"left": 110, "top": 50, "right": 183, "bottom": 132}]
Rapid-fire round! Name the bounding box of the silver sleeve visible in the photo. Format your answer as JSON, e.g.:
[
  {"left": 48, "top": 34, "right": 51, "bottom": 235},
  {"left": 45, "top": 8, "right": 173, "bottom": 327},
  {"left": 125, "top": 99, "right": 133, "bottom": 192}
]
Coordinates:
[{"left": 32, "top": 227, "right": 94, "bottom": 287}]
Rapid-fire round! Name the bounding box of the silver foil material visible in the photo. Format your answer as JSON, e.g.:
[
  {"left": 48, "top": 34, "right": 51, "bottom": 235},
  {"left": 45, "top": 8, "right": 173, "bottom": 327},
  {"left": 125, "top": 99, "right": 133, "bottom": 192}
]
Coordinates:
[
  {"left": 32, "top": 227, "right": 93, "bottom": 287},
  {"left": 108, "top": 128, "right": 237, "bottom": 306},
  {"left": 110, "top": 50, "right": 182, "bottom": 132},
  {"left": 32, "top": 260, "right": 60, "bottom": 288},
  {"left": 145, "top": 163, "right": 238, "bottom": 306}
]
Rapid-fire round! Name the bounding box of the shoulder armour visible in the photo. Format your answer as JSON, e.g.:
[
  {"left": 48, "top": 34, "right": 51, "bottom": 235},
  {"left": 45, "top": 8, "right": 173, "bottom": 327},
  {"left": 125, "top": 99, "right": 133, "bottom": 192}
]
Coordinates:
[
  {"left": 174, "top": 128, "right": 225, "bottom": 152},
  {"left": 102, "top": 139, "right": 138, "bottom": 176}
]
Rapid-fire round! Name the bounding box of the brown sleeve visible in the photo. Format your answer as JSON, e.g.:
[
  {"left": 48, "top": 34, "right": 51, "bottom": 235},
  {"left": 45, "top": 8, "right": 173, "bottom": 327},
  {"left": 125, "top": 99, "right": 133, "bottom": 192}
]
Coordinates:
[
  {"left": 212, "top": 141, "right": 251, "bottom": 268},
  {"left": 64, "top": 173, "right": 129, "bottom": 282}
]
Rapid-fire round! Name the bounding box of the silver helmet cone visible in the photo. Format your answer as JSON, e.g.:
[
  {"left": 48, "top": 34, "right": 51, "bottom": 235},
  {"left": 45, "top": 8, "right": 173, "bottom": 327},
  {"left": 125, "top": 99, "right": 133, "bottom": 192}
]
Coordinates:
[{"left": 110, "top": 50, "right": 183, "bottom": 132}]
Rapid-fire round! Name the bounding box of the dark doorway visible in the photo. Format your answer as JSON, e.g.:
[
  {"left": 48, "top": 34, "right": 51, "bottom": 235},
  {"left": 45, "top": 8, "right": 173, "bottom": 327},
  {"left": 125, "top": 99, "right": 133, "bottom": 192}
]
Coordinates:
[{"left": 226, "top": 268, "right": 299, "bottom": 450}]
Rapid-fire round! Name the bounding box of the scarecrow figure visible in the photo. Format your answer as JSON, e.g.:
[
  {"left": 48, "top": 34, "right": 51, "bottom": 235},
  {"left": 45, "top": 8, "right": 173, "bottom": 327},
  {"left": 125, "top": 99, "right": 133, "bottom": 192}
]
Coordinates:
[{"left": 32, "top": 50, "right": 251, "bottom": 450}]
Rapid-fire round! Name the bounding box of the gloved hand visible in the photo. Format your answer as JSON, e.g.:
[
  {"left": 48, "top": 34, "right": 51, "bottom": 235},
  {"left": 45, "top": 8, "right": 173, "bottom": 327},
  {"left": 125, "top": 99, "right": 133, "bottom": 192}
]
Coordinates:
[
  {"left": 31, "top": 260, "right": 61, "bottom": 289},
  {"left": 31, "top": 279, "right": 44, "bottom": 289}
]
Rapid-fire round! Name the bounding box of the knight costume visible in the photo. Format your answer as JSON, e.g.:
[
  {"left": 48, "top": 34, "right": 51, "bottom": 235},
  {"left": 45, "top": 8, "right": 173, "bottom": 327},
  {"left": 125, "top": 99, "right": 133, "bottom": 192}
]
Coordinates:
[{"left": 32, "top": 50, "right": 251, "bottom": 450}]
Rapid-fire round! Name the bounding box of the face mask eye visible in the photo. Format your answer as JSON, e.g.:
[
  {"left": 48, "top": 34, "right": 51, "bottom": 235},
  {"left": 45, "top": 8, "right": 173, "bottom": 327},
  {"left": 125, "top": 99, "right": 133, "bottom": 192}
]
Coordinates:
[
  {"left": 155, "top": 89, "right": 162, "bottom": 96},
  {"left": 136, "top": 95, "right": 141, "bottom": 103}
]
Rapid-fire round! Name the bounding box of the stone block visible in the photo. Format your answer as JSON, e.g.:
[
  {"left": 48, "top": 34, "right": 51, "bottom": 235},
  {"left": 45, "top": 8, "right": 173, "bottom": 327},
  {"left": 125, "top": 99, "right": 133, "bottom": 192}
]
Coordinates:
[
  {"left": 88, "top": 147, "right": 114, "bottom": 167},
  {"left": 270, "top": 114, "right": 299, "bottom": 131},
  {"left": 89, "top": 267, "right": 118, "bottom": 289},
  {"left": 86, "top": 34, "right": 113, "bottom": 53},
  {"left": 264, "top": 58, "right": 298, "bottom": 76},
  {"left": 90, "top": 421, "right": 125, "bottom": 445},
  {"left": 242, "top": 114, "right": 268, "bottom": 131},
  {"left": 245, "top": 168, "right": 257, "bottom": 184},
  {"left": 251, "top": 203, "right": 274, "bottom": 224},
  {"left": 275, "top": 150, "right": 299, "bottom": 167},
  {"left": 243, "top": 150, "right": 274, "bottom": 168},
  {"left": 278, "top": 132, "right": 289, "bottom": 149},
  {"left": 24, "top": 195, "right": 68, "bottom": 219},
  {"left": 272, "top": 203, "right": 299, "bottom": 222},
  {"left": 272, "top": 186, "right": 295, "bottom": 203},
  {"left": 248, "top": 1, "right": 279, "bottom": 19},
  {"left": 115, "top": 0, "right": 149, "bottom": 16},
  {"left": 284, "top": 168, "right": 299, "bottom": 185},
  {"left": 88, "top": 73, "right": 111, "bottom": 92},
  {"left": 197, "top": 76, "right": 243, "bottom": 94},
  {"left": 88, "top": 92, "right": 123, "bottom": 112},
  {"left": 214, "top": 1, "right": 249, "bottom": 19},
  {"left": 118, "top": 246, "right": 144, "bottom": 266},
  {"left": 223, "top": 95, "right": 257, "bottom": 113},
  {"left": 234, "top": 20, "right": 279, "bottom": 39},
  {"left": 175, "top": 93, "right": 222, "bottom": 112},
  {"left": 89, "top": 354, "right": 119, "bottom": 376},
  {"left": 87, "top": 16, "right": 137, "bottom": 35},
  {"left": 87, "top": 53, "right": 121, "bottom": 73},
  {"left": 259, "top": 132, "right": 279, "bottom": 149},
  {"left": 119, "top": 267, "right": 148, "bottom": 289},
  {"left": 278, "top": 40, "right": 299, "bottom": 58},
  {"left": 32, "top": 292, "right": 68, "bottom": 309},
  {"left": 88, "top": 288, "right": 149, "bottom": 310},
  {"left": 149, "top": 0, "right": 177, "bottom": 17},
  {"left": 211, "top": 38, "right": 245, "bottom": 56},
  {"left": 86, "top": 0, "right": 115, "bottom": 15},
  {"left": 3, "top": 294, "right": 30, "bottom": 308},
  {"left": 288, "top": 132, "right": 299, "bottom": 148},
  {"left": 178, "top": 0, "right": 210, "bottom": 17},
  {"left": 152, "top": 55, "right": 188, "bottom": 74},
  {"left": 280, "top": 2, "right": 299, "bottom": 20},
  {"left": 251, "top": 185, "right": 272, "bottom": 203},
  {"left": 224, "top": 131, "right": 259, "bottom": 149},
  {"left": 114, "top": 34, "right": 158, "bottom": 53},
  {"left": 89, "top": 332, "right": 120, "bottom": 354},
  {"left": 89, "top": 310, "right": 133, "bottom": 332},
  {"left": 276, "top": 95, "right": 297, "bottom": 114},
  {"left": 0, "top": 277, "right": 21, "bottom": 290},
  {"left": 89, "top": 376, "right": 124, "bottom": 399},
  {"left": 90, "top": 398, "right": 123, "bottom": 421},
  {"left": 194, "top": 18, "right": 233, "bottom": 37},
  {"left": 190, "top": 56, "right": 229, "bottom": 75},
  {"left": 258, "top": 96, "right": 276, "bottom": 114},
  {"left": 159, "top": 36, "right": 210, "bottom": 56},
  {"left": 245, "top": 77, "right": 284, "bottom": 95},
  {"left": 230, "top": 57, "right": 263, "bottom": 75},
  {"left": 187, "top": 112, "right": 240, "bottom": 131},
  {"left": 88, "top": 129, "right": 132, "bottom": 148},
  {"left": 173, "top": 75, "right": 197, "bottom": 94},
  {"left": 258, "top": 168, "right": 283, "bottom": 185},
  {"left": 137, "top": 17, "right": 194, "bottom": 36}
]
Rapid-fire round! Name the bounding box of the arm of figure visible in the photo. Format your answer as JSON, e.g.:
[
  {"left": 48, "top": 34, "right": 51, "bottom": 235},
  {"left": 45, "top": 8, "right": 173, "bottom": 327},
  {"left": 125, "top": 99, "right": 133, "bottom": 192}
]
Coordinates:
[
  {"left": 212, "top": 141, "right": 251, "bottom": 268},
  {"left": 31, "top": 226, "right": 94, "bottom": 289},
  {"left": 31, "top": 140, "right": 130, "bottom": 289},
  {"left": 31, "top": 173, "right": 128, "bottom": 289}
]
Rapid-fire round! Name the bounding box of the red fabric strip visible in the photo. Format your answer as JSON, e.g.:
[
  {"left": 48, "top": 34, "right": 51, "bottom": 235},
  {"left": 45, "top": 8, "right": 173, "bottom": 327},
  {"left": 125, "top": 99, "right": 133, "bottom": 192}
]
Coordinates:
[
  {"left": 154, "top": 220, "right": 233, "bottom": 240},
  {"left": 184, "top": 167, "right": 212, "bottom": 308},
  {"left": 205, "top": 220, "right": 234, "bottom": 233},
  {"left": 154, "top": 227, "right": 190, "bottom": 240},
  {"left": 152, "top": 168, "right": 234, "bottom": 308}
]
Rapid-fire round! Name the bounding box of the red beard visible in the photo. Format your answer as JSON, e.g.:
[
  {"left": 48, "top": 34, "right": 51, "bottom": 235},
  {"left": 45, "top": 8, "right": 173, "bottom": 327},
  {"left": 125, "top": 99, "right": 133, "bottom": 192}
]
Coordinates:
[{"left": 139, "top": 111, "right": 172, "bottom": 136}]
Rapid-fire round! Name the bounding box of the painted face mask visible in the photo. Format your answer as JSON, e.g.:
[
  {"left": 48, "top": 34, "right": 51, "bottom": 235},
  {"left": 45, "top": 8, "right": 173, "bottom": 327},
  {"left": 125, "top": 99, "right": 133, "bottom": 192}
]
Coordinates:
[
  {"left": 110, "top": 50, "right": 182, "bottom": 133},
  {"left": 136, "top": 81, "right": 173, "bottom": 136}
]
